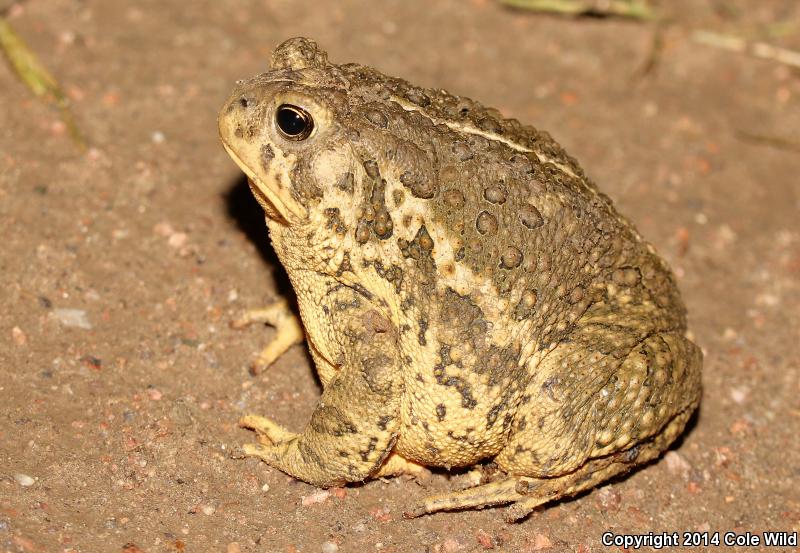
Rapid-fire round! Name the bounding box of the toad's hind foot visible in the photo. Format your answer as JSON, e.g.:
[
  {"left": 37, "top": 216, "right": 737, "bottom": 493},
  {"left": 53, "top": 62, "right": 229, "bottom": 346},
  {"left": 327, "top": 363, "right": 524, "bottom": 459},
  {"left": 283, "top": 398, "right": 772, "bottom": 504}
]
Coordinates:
[
  {"left": 230, "top": 298, "right": 305, "bottom": 374},
  {"left": 403, "top": 460, "right": 637, "bottom": 523},
  {"left": 404, "top": 478, "right": 525, "bottom": 519}
]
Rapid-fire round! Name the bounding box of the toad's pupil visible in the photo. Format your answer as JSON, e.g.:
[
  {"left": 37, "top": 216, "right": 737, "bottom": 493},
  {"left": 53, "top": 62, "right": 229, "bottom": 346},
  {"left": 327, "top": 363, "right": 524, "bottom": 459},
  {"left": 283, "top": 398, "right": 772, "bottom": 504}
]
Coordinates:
[{"left": 276, "top": 105, "right": 313, "bottom": 139}]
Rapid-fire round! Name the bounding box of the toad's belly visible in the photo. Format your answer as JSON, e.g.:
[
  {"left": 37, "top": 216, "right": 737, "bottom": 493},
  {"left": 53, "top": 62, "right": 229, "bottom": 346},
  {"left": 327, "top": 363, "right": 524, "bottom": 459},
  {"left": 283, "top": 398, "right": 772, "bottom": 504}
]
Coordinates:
[{"left": 394, "top": 376, "right": 516, "bottom": 468}]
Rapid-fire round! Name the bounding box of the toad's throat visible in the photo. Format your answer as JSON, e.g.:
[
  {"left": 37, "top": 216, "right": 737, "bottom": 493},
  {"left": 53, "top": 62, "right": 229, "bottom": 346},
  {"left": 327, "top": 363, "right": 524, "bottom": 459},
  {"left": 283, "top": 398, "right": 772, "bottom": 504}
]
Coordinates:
[
  {"left": 247, "top": 178, "right": 285, "bottom": 223},
  {"left": 220, "top": 140, "right": 306, "bottom": 224}
]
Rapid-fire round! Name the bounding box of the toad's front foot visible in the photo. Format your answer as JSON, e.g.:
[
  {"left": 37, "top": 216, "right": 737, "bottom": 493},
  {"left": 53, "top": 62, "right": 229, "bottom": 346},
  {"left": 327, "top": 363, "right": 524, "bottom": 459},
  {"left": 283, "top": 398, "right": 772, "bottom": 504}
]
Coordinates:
[
  {"left": 240, "top": 413, "right": 297, "bottom": 445},
  {"left": 231, "top": 298, "right": 304, "bottom": 374}
]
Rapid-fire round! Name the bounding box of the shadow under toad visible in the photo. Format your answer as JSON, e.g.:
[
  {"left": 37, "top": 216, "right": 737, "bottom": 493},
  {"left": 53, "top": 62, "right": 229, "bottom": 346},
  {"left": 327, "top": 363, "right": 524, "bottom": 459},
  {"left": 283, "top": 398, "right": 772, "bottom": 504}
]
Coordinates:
[{"left": 224, "top": 174, "right": 318, "bottom": 387}]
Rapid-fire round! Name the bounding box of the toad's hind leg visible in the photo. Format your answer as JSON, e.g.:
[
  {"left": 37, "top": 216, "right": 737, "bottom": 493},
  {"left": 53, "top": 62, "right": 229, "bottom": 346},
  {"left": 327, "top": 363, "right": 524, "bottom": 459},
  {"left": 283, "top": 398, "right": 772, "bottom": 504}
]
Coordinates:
[
  {"left": 506, "top": 404, "right": 696, "bottom": 521},
  {"left": 405, "top": 405, "right": 695, "bottom": 521}
]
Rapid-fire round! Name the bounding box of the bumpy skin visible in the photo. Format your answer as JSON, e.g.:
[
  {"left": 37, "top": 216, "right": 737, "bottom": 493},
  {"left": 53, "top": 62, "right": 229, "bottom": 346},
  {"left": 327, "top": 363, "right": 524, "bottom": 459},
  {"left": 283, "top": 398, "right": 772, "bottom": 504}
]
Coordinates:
[{"left": 218, "top": 37, "right": 702, "bottom": 519}]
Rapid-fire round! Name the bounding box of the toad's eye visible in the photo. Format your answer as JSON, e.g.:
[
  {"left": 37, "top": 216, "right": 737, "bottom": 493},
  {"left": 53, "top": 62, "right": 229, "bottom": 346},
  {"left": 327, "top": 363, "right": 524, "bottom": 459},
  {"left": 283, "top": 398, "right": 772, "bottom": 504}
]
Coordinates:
[{"left": 275, "top": 104, "right": 314, "bottom": 140}]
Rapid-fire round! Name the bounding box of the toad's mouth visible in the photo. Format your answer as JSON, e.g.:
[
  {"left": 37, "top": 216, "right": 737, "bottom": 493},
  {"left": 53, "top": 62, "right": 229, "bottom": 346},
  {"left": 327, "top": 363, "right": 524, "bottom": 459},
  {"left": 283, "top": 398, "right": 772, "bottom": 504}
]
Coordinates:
[{"left": 220, "top": 141, "right": 307, "bottom": 225}]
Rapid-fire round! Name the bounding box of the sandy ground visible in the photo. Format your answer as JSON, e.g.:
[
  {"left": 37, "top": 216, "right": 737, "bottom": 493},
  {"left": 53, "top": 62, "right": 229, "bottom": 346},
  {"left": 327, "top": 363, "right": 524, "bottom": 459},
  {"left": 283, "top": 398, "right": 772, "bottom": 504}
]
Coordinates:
[{"left": 1, "top": 0, "right": 799, "bottom": 551}]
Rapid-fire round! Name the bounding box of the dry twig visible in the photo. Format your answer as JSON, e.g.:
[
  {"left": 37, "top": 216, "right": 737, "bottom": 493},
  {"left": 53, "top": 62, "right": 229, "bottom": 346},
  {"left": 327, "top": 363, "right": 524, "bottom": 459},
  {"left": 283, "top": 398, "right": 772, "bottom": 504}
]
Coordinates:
[
  {"left": 500, "top": 0, "right": 655, "bottom": 20},
  {"left": 0, "top": 16, "right": 86, "bottom": 150},
  {"left": 692, "top": 29, "right": 800, "bottom": 69}
]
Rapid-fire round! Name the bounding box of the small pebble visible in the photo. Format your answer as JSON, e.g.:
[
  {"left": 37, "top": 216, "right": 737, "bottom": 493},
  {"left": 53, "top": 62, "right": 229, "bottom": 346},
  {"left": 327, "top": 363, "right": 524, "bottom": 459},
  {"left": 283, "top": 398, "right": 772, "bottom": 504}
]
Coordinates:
[
  {"left": 730, "top": 386, "right": 749, "bottom": 405},
  {"left": 301, "top": 489, "right": 330, "bottom": 506},
  {"left": 664, "top": 451, "right": 691, "bottom": 478},
  {"left": 201, "top": 504, "right": 215, "bottom": 516},
  {"left": 154, "top": 221, "right": 174, "bottom": 236},
  {"left": 168, "top": 232, "right": 188, "bottom": 248},
  {"left": 11, "top": 326, "right": 27, "bottom": 346},
  {"left": 52, "top": 308, "right": 92, "bottom": 329},
  {"left": 14, "top": 473, "right": 35, "bottom": 487},
  {"left": 532, "top": 533, "right": 552, "bottom": 550},
  {"left": 151, "top": 131, "right": 166, "bottom": 144},
  {"left": 321, "top": 541, "right": 339, "bottom": 553},
  {"left": 475, "top": 528, "right": 495, "bottom": 549},
  {"left": 261, "top": 483, "right": 270, "bottom": 492},
  {"left": 226, "top": 543, "right": 241, "bottom": 553},
  {"left": 595, "top": 487, "right": 622, "bottom": 511},
  {"left": 147, "top": 388, "right": 163, "bottom": 401},
  {"left": 369, "top": 506, "right": 391, "bottom": 522}
]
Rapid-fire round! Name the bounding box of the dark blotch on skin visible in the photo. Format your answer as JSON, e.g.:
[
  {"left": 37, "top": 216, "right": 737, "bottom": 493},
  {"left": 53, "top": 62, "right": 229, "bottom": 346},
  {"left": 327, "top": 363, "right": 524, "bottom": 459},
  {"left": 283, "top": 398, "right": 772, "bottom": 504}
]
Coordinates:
[
  {"left": 442, "top": 189, "right": 465, "bottom": 208},
  {"left": 361, "top": 354, "right": 393, "bottom": 395},
  {"left": 501, "top": 246, "right": 523, "bottom": 269},
  {"left": 405, "top": 87, "right": 431, "bottom": 107},
  {"left": 486, "top": 404, "right": 503, "bottom": 428},
  {"left": 417, "top": 318, "right": 428, "bottom": 346},
  {"left": 476, "top": 211, "right": 498, "bottom": 235},
  {"left": 483, "top": 184, "right": 507, "bottom": 204},
  {"left": 451, "top": 142, "right": 474, "bottom": 161},
  {"left": 335, "top": 251, "right": 353, "bottom": 277},
  {"left": 260, "top": 144, "right": 274, "bottom": 173},
  {"left": 514, "top": 289, "right": 538, "bottom": 319},
  {"left": 377, "top": 415, "right": 393, "bottom": 431},
  {"left": 324, "top": 207, "right": 346, "bottom": 234},
  {"left": 478, "top": 116, "right": 501, "bottom": 134},
  {"left": 298, "top": 439, "right": 324, "bottom": 466},
  {"left": 436, "top": 403, "right": 446, "bottom": 421},
  {"left": 310, "top": 405, "right": 357, "bottom": 436},
  {"left": 337, "top": 171, "right": 355, "bottom": 193},
  {"left": 416, "top": 225, "right": 434, "bottom": 252},
  {"left": 519, "top": 204, "right": 544, "bottom": 229},
  {"left": 445, "top": 376, "right": 477, "bottom": 409},
  {"left": 359, "top": 436, "right": 379, "bottom": 462},
  {"left": 364, "top": 159, "right": 380, "bottom": 179},
  {"left": 365, "top": 109, "right": 388, "bottom": 128},
  {"left": 400, "top": 171, "right": 437, "bottom": 199},
  {"left": 355, "top": 220, "right": 371, "bottom": 244}
]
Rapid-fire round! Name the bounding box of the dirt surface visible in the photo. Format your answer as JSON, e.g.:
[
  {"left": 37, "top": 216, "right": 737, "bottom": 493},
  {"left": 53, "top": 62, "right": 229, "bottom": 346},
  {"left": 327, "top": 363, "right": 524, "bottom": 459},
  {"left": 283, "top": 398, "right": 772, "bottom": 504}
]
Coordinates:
[{"left": 1, "top": 1, "right": 799, "bottom": 551}]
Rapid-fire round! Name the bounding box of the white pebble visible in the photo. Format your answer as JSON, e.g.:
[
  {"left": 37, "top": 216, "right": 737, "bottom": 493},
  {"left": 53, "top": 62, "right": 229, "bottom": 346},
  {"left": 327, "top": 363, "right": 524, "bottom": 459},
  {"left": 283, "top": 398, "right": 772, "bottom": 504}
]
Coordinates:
[
  {"left": 321, "top": 541, "right": 339, "bottom": 553},
  {"left": 664, "top": 451, "right": 691, "bottom": 478},
  {"left": 261, "top": 483, "right": 270, "bottom": 492},
  {"left": 151, "top": 131, "right": 166, "bottom": 144},
  {"left": 201, "top": 504, "right": 216, "bottom": 516},
  {"left": 168, "top": 232, "right": 188, "bottom": 248},
  {"left": 52, "top": 308, "right": 92, "bottom": 329},
  {"left": 730, "top": 386, "right": 749, "bottom": 405},
  {"left": 11, "top": 326, "right": 27, "bottom": 346},
  {"left": 14, "top": 473, "right": 35, "bottom": 487},
  {"left": 301, "top": 489, "right": 330, "bottom": 506}
]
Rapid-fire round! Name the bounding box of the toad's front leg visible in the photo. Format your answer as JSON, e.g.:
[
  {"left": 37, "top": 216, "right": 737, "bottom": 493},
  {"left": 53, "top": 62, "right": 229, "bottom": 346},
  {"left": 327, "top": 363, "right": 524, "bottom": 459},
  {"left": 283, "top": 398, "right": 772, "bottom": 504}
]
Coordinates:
[{"left": 240, "top": 303, "right": 402, "bottom": 487}]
